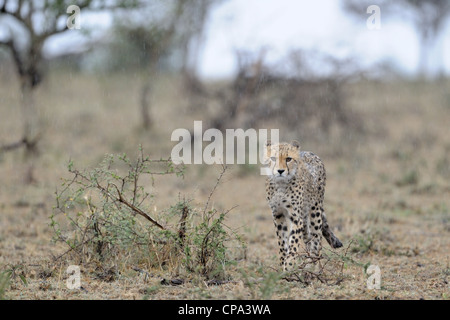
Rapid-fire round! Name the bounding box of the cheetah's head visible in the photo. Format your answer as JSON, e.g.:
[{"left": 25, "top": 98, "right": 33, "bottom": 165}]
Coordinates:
[{"left": 265, "top": 140, "right": 301, "bottom": 180}]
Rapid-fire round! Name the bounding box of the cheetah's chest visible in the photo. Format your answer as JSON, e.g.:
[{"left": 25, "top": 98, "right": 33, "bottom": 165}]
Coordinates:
[{"left": 266, "top": 176, "right": 306, "bottom": 217}]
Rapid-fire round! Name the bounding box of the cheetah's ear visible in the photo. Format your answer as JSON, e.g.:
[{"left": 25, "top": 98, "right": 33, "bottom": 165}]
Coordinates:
[
  {"left": 265, "top": 140, "right": 272, "bottom": 147},
  {"left": 291, "top": 140, "right": 300, "bottom": 149}
]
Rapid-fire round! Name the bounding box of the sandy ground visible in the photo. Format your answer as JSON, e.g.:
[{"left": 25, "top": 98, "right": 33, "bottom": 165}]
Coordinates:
[{"left": 0, "top": 72, "right": 449, "bottom": 299}]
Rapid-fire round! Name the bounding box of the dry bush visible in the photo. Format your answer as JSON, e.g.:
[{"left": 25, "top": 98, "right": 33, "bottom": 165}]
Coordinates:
[
  {"left": 50, "top": 148, "right": 243, "bottom": 282},
  {"left": 190, "top": 49, "right": 364, "bottom": 143},
  {"left": 281, "top": 239, "right": 366, "bottom": 286}
]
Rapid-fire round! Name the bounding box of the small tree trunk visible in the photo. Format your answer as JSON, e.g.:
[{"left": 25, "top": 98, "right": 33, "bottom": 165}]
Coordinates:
[
  {"left": 140, "top": 61, "right": 159, "bottom": 130},
  {"left": 20, "top": 77, "right": 39, "bottom": 184},
  {"left": 21, "top": 80, "right": 39, "bottom": 153},
  {"left": 21, "top": 84, "right": 37, "bottom": 149},
  {"left": 140, "top": 81, "right": 152, "bottom": 130}
]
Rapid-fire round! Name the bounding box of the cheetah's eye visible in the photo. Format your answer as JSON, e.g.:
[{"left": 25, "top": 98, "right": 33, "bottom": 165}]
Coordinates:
[{"left": 286, "top": 157, "right": 292, "bottom": 163}]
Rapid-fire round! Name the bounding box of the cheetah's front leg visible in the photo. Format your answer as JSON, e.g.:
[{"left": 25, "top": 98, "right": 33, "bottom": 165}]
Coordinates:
[{"left": 271, "top": 200, "right": 303, "bottom": 271}]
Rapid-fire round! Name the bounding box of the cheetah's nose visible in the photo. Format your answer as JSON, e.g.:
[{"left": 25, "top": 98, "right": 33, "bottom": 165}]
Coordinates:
[{"left": 277, "top": 169, "right": 285, "bottom": 175}]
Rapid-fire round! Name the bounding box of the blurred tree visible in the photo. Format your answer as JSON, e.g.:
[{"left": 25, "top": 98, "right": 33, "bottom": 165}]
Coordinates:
[
  {"left": 342, "top": 0, "right": 450, "bottom": 78},
  {"left": 109, "top": 0, "right": 224, "bottom": 129},
  {"left": 0, "top": 0, "right": 140, "bottom": 162},
  {"left": 401, "top": 0, "right": 450, "bottom": 77},
  {"left": 176, "top": 0, "right": 223, "bottom": 93}
]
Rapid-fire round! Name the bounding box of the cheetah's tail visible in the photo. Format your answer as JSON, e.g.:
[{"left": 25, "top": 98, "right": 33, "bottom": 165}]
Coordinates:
[{"left": 321, "top": 212, "right": 343, "bottom": 249}]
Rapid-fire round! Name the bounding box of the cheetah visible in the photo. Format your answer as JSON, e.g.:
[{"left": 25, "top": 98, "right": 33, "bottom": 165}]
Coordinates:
[{"left": 265, "top": 140, "right": 343, "bottom": 271}]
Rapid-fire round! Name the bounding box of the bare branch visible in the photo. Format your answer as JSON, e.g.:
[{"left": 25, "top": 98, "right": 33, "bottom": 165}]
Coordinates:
[
  {"left": 67, "top": 168, "right": 166, "bottom": 230},
  {"left": 110, "top": 183, "right": 166, "bottom": 230},
  {"left": 0, "top": 134, "right": 41, "bottom": 154},
  {"left": 202, "top": 164, "right": 228, "bottom": 219}
]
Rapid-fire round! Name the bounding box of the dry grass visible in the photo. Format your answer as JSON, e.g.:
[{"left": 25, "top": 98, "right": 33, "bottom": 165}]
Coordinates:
[{"left": 0, "top": 70, "right": 449, "bottom": 300}]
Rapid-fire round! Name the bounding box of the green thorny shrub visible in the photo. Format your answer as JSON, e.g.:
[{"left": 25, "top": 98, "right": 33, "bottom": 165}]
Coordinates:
[{"left": 51, "top": 147, "right": 244, "bottom": 281}]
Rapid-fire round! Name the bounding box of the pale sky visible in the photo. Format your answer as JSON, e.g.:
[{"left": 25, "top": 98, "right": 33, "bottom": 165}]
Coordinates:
[
  {"left": 197, "top": 0, "right": 450, "bottom": 79},
  {"left": 42, "top": 0, "right": 450, "bottom": 79}
]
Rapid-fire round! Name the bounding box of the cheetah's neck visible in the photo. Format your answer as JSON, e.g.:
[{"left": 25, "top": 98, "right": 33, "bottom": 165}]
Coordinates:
[{"left": 271, "top": 175, "right": 299, "bottom": 193}]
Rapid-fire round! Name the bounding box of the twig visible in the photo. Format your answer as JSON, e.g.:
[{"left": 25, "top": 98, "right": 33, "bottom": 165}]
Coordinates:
[
  {"left": 177, "top": 202, "right": 190, "bottom": 248},
  {"left": 52, "top": 235, "right": 97, "bottom": 261},
  {"left": 160, "top": 278, "right": 240, "bottom": 286},
  {"left": 202, "top": 164, "right": 227, "bottom": 219},
  {"left": 110, "top": 183, "right": 165, "bottom": 230},
  {"left": 279, "top": 241, "right": 357, "bottom": 285},
  {"left": 68, "top": 169, "right": 165, "bottom": 230},
  {"left": 132, "top": 266, "right": 150, "bottom": 281},
  {"left": 0, "top": 134, "right": 41, "bottom": 154}
]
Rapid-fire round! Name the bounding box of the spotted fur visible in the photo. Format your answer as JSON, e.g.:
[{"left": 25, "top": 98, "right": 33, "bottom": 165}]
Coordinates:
[{"left": 265, "top": 140, "right": 343, "bottom": 271}]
